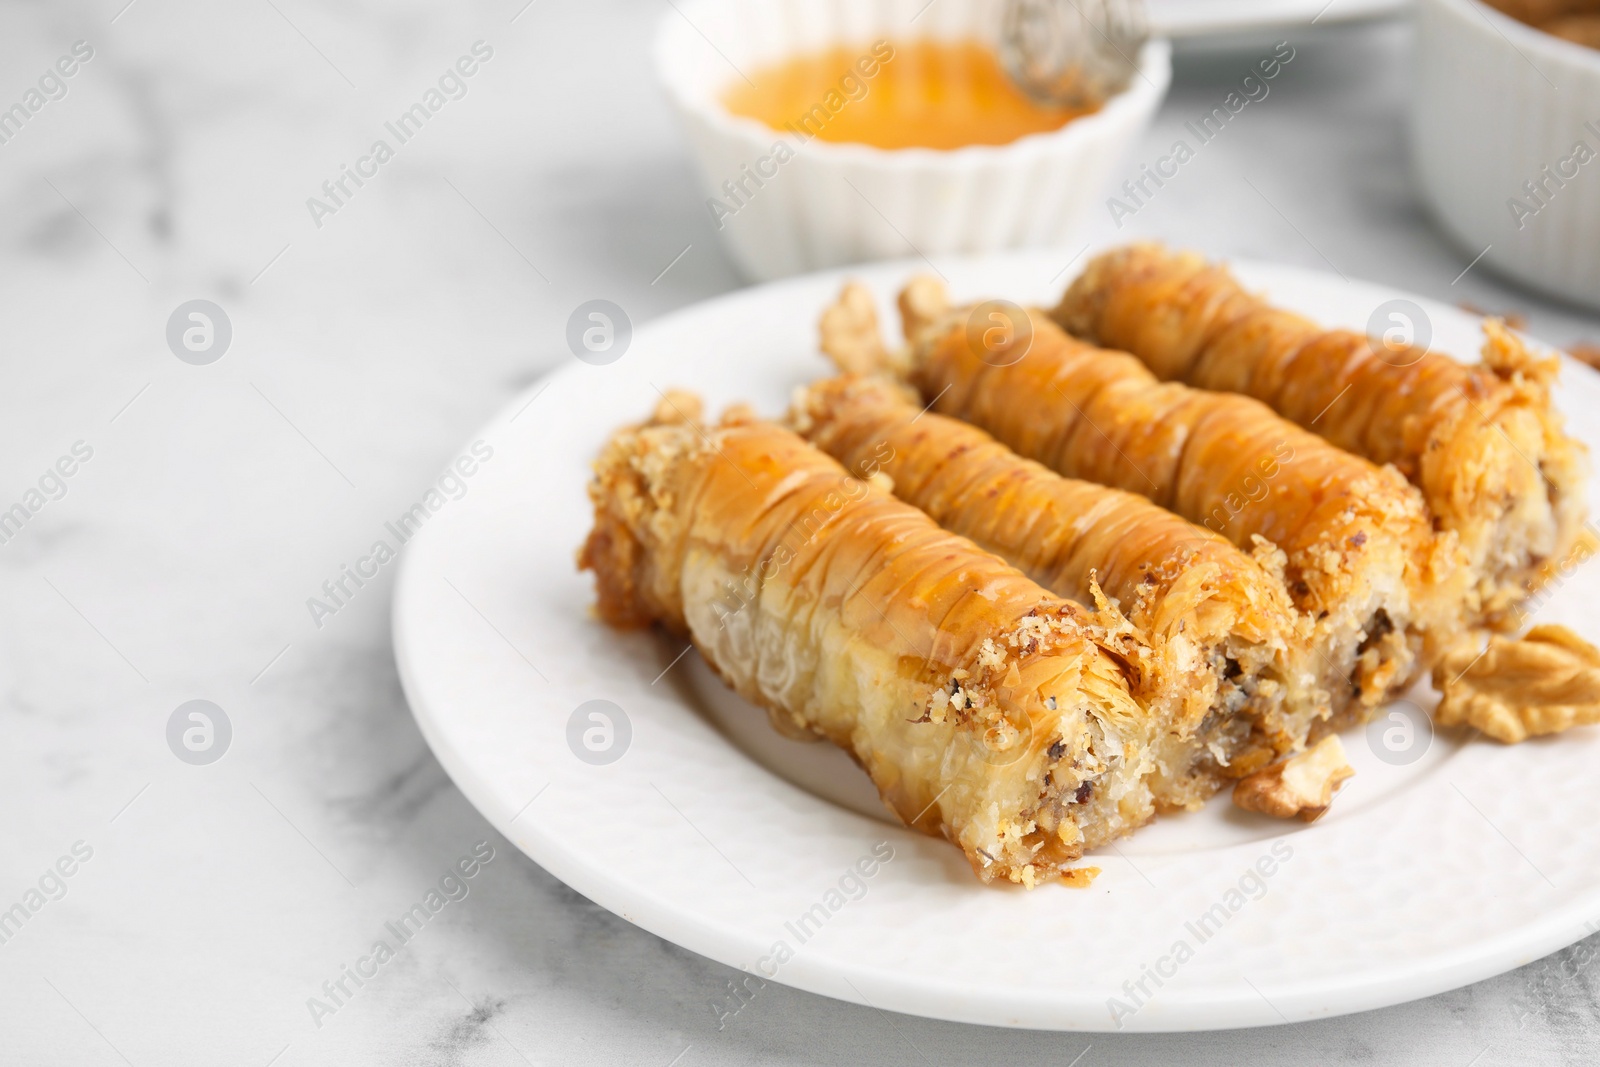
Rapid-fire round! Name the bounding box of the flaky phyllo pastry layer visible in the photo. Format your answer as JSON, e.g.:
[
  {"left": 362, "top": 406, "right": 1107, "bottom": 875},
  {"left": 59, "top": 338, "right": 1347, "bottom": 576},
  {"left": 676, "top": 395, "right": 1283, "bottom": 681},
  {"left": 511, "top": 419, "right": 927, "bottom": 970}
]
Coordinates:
[
  {"left": 580, "top": 396, "right": 1168, "bottom": 886},
  {"left": 1055, "top": 243, "right": 1590, "bottom": 629},
  {"left": 576, "top": 268, "right": 1600, "bottom": 888},
  {"left": 821, "top": 279, "right": 1471, "bottom": 722},
  {"left": 790, "top": 374, "right": 1329, "bottom": 806}
]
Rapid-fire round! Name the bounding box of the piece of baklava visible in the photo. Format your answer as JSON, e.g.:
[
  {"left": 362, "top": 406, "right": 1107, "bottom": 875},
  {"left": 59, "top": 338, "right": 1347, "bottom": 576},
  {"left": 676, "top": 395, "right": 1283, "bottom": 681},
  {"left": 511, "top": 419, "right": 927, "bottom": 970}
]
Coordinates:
[
  {"left": 821, "top": 280, "right": 1471, "bottom": 721},
  {"left": 790, "top": 373, "right": 1328, "bottom": 805},
  {"left": 579, "top": 395, "right": 1167, "bottom": 885},
  {"left": 1054, "top": 243, "right": 1589, "bottom": 627}
]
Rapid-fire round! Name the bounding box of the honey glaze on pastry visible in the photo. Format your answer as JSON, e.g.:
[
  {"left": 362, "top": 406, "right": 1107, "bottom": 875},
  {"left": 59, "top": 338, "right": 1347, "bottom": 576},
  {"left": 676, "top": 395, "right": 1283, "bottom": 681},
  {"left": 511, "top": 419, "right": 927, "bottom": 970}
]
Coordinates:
[
  {"left": 580, "top": 395, "right": 1172, "bottom": 885},
  {"left": 791, "top": 373, "right": 1330, "bottom": 807},
  {"left": 1055, "top": 243, "right": 1589, "bottom": 629},
  {"left": 821, "top": 279, "right": 1473, "bottom": 723}
]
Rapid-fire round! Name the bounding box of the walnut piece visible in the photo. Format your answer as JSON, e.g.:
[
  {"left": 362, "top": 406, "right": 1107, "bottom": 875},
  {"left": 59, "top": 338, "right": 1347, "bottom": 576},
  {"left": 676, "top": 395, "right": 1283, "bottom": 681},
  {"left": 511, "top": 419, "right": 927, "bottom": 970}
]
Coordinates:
[
  {"left": 896, "top": 274, "right": 952, "bottom": 344},
  {"left": 819, "top": 282, "right": 894, "bottom": 376},
  {"left": 1232, "top": 735, "right": 1354, "bottom": 822},
  {"left": 1433, "top": 624, "right": 1600, "bottom": 743}
]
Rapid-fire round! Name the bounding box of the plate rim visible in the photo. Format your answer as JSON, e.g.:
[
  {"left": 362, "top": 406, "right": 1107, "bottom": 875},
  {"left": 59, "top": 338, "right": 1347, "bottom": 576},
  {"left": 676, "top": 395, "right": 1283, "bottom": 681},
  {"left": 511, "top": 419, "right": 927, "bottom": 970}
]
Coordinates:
[{"left": 392, "top": 246, "right": 1600, "bottom": 1032}]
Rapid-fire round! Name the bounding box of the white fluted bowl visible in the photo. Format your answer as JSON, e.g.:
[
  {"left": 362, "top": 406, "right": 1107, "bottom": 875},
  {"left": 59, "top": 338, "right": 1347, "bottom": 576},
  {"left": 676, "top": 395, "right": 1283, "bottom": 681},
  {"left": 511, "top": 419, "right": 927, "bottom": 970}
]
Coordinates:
[
  {"left": 656, "top": 0, "right": 1172, "bottom": 281},
  {"left": 1412, "top": 0, "right": 1600, "bottom": 310}
]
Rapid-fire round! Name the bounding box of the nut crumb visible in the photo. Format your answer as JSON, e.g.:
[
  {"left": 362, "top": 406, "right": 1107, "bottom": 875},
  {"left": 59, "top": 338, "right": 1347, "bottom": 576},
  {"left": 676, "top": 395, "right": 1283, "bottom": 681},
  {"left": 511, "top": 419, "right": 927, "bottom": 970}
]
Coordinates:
[
  {"left": 1058, "top": 866, "right": 1099, "bottom": 888},
  {"left": 650, "top": 389, "right": 702, "bottom": 425}
]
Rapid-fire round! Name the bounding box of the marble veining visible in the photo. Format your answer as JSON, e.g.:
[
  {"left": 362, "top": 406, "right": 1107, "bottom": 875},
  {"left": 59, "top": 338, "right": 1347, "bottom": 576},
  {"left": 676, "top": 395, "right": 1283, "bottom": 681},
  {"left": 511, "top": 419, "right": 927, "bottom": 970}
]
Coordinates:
[{"left": 2, "top": 1, "right": 1597, "bottom": 1063}]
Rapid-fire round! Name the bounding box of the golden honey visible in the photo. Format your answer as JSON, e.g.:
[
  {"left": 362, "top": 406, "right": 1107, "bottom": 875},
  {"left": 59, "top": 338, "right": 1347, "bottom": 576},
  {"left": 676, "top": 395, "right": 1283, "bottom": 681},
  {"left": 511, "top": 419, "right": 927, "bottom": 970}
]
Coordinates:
[{"left": 722, "top": 39, "right": 1097, "bottom": 151}]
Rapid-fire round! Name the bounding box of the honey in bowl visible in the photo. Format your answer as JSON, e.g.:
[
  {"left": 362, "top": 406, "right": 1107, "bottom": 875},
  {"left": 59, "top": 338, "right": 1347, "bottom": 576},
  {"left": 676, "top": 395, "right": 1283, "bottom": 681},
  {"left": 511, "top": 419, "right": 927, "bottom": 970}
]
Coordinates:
[
  {"left": 721, "top": 39, "right": 1099, "bottom": 151},
  {"left": 1487, "top": 0, "right": 1600, "bottom": 48}
]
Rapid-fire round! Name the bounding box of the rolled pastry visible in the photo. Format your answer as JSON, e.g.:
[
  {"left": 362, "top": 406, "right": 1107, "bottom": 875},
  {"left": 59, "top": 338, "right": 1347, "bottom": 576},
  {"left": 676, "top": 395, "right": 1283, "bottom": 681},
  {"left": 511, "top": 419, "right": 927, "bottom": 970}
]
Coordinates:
[
  {"left": 820, "top": 280, "right": 1470, "bottom": 720},
  {"left": 791, "top": 374, "right": 1328, "bottom": 806},
  {"left": 1054, "top": 243, "right": 1589, "bottom": 627},
  {"left": 579, "top": 395, "right": 1164, "bottom": 885}
]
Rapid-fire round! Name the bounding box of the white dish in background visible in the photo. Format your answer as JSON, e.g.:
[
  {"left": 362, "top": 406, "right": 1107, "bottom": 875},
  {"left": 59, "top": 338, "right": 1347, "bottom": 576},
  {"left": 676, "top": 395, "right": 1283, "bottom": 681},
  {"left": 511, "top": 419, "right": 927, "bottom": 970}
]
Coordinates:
[
  {"left": 1413, "top": 0, "right": 1600, "bottom": 312},
  {"left": 1151, "top": 0, "right": 1408, "bottom": 39},
  {"left": 393, "top": 247, "right": 1600, "bottom": 1032},
  {"left": 655, "top": 0, "right": 1170, "bottom": 281}
]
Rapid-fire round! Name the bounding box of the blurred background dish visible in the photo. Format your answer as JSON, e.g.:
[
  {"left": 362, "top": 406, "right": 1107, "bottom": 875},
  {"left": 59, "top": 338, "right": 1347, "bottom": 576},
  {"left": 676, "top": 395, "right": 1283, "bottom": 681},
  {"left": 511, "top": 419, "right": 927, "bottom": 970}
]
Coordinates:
[
  {"left": 1151, "top": 0, "right": 1408, "bottom": 45},
  {"left": 1483, "top": 0, "right": 1600, "bottom": 48},
  {"left": 656, "top": 0, "right": 1170, "bottom": 280},
  {"left": 1412, "top": 0, "right": 1600, "bottom": 312}
]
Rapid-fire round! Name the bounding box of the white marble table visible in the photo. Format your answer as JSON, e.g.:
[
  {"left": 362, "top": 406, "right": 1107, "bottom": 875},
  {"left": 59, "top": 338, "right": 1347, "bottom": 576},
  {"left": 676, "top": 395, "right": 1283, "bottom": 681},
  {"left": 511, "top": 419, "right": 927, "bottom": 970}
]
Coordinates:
[{"left": 2, "top": 1, "right": 1596, "bottom": 1063}]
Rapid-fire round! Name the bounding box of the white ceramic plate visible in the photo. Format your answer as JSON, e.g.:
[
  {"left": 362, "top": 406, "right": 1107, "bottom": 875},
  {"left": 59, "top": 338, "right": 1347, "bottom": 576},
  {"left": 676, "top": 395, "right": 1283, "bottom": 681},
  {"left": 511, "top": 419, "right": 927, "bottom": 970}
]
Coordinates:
[
  {"left": 392, "top": 248, "right": 1600, "bottom": 1032},
  {"left": 1152, "top": 0, "right": 1407, "bottom": 40}
]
